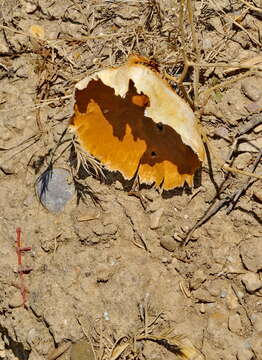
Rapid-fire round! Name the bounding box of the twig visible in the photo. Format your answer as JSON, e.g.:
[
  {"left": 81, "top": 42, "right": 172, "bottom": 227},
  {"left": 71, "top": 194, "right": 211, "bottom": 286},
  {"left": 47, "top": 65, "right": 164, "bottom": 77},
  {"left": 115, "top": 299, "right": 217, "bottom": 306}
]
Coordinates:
[
  {"left": 237, "top": 115, "right": 262, "bottom": 136},
  {"left": 187, "top": 0, "right": 200, "bottom": 109},
  {"left": 183, "top": 197, "right": 229, "bottom": 245},
  {"left": 184, "top": 117, "right": 261, "bottom": 244},
  {"left": 227, "top": 150, "right": 261, "bottom": 213},
  {"left": 231, "top": 283, "right": 253, "bottom": 326}
]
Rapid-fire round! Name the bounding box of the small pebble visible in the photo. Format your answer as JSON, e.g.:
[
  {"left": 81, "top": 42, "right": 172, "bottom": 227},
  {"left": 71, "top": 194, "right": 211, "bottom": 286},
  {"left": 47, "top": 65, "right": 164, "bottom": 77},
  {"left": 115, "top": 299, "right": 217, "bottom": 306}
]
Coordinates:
[
  {"left": 160, "top": 235, "right": 176, "bottom": 252},
  {"left": 240, "top": 239, "right": 262, "bottom": 272},
  {"left": 214, "top": 126, "right": 230, "bottom": 139},
  {"left": 199, "top": 303, "right": 205, "bottom": 314},
  {"left": 24, "top": 2, "right": 37, "bottom": 14},
  {"left": 242, "top": 272, "right": 262, "bottom": 293},
  {"left": 150, "top": 208, "right": 164, "bottom": 229},
  {"left": 226, "top": 287, "right": 239, "bottom": 310},
  {"left": 228, "top": 312, "right": 242, "bottom": 333},
  {"left": 190, "top": 269, "right": 207, "bottom": 290},
  {"left": 245, "top": 101, "right": 261, "bottom": 113},
  {"left": 103, "top": 312, "right": 110, "bottom": 321},
  {"left": 35, "top": 168, "right": 75, "bottom": 213},
  {"left": 242, "top": 78, "right": 262, "bottom": 102}
]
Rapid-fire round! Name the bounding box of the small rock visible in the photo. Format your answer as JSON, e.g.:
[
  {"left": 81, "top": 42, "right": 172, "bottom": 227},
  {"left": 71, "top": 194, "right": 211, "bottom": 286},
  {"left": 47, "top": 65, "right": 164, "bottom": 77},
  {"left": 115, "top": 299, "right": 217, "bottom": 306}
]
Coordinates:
[
  {"left": 70, "top": 340, "right": 95, "bottom": 360},
  {"left": 236, "top": 347, "right": 253, "bottom": 360},
  {"left": 24, "top": 2, "right": 38, "bottom": 14},
  {"left": 207, "top": 279, "right": 228, "bottom": 297},
  {"left": 236, "top": 153, "right": 251, "bottom": 170},
  {"left": 190, "top": 269, "right": 207, "bottom": 290},
  {"left": 242, "top": 78, "right": 262, "bottom": 102},
  {"left": 245, "top": 101, "right": 261, "bottom": 113},
  {"left": 228, "top": 312, "right": 242, "bottom": 333},
  {"left": 214, "top": 126, "right": 230, "bottom": 139},
  {"left": 150, "top": 208, "right": 164, "bottom": 229},
  {"left": 242, "top": 272, "right": 262, "bottom": 293},
  {"left": 251, "top": 313, "right": 262, "bottom": 332},
  {"left": 199, "top": 303, "right": 205, "bottom": 314},
  {"left": 240, "top": 238, "right": 262, "bottom": 272},
  {"left": 226, "top": 286, "right": 239, "bottom": 310},
  {"left": 160, "top": 235, "right": 176, "bottom": 252},
  {"left": 36, "top": 168, "right": 75, "bottom": 213}
]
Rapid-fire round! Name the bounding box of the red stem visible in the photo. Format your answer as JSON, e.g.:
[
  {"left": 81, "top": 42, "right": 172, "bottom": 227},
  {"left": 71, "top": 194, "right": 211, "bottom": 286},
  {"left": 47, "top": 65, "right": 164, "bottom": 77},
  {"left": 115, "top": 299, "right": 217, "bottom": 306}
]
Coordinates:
[{"left": 15, "top": 227, "right": 28, "bottom": 306}]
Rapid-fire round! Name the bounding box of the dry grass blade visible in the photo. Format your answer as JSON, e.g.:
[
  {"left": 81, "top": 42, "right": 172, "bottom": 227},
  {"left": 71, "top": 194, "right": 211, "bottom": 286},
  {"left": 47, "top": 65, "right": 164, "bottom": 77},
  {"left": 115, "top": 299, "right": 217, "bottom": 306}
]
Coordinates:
[
  {"left": 71, "top": 139, "right": 106, "bottom": 179},
  {"left": 109, "top": 338, "right": 129, "bottom": 360},
  {"left": 239, "top": 0, "right": 262, "bottom": 12},
  {"left": 186, "top": 0, "right": 200, "bottom": 109}
]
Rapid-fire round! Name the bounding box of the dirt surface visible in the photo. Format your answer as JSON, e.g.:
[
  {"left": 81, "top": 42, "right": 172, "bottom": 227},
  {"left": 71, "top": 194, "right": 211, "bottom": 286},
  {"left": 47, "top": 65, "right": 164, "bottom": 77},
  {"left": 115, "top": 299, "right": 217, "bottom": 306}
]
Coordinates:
[{"left": 0, "top": 1, "right": 262, "bottom": 360}]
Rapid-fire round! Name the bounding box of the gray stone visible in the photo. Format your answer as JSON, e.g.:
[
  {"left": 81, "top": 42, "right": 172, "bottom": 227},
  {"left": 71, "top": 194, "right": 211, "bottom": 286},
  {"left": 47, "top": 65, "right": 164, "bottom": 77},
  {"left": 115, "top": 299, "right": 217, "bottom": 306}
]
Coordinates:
[{"left": 36, "top": 168, "right": 75, "bottom": 213}]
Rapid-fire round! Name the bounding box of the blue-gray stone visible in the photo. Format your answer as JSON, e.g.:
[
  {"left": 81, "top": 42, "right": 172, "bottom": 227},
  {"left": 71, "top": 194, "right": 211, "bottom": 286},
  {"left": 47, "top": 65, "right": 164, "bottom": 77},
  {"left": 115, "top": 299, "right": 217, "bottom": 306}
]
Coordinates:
[{"left": 36, "top": 168, "right": 75, "bottom": 213}]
